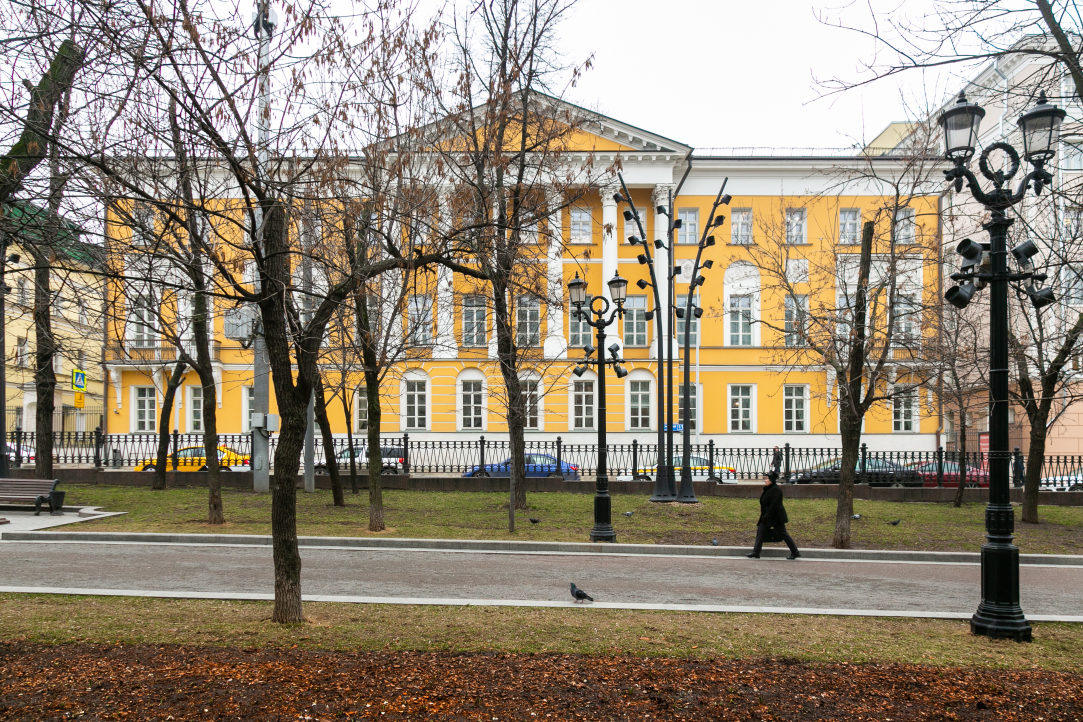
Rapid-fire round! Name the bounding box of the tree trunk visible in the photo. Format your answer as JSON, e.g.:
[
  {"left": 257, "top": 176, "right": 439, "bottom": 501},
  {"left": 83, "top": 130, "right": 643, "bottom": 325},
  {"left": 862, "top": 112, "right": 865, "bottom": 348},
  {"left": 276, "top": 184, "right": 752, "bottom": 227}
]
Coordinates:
[
  {"left": 32, "top": 250, "right": 55, "bottom": 479},
  {"left": 492, "top": 280, "right": 527, "bottom": 523},
  {"left": 195, "top": 367, "right": 224, "bottom": 524},
  {"left": 952, "top": 428, "right": 968, "bottom": 508},
  {"left": 834, "top": 408, "right": 862, "bottom": 548},
  {"left": 1022, "top": 416, "right": 1048, "bottom": 524},
  {"left": 313, "top": 376, "right": 344, "bottom": 506},
  {"left": 365, "top": 368, "right": 384, "bottom": 531},
  {"left": 342, "top": 393, "right": 358, "bottom": 494},
  {"left": 153, "top": 362, "right": 186, "bottom": 489}
]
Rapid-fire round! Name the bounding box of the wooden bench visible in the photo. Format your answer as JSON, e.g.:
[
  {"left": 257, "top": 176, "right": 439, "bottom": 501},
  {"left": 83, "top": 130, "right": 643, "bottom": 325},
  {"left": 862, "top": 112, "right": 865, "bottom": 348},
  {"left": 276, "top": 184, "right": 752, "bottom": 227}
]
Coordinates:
[{"left": 0, "top": 479, "right": 62, "bottom": 515}]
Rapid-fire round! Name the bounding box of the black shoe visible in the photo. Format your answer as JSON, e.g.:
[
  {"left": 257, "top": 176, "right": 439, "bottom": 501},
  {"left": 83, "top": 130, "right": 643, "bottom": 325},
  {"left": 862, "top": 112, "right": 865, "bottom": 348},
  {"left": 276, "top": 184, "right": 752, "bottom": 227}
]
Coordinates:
[
  {"left": 745, "top": 552, "right": 760, "bottom": 558},
  {"left": 787, "top": 552, "right": 801, "bottom": 560}
]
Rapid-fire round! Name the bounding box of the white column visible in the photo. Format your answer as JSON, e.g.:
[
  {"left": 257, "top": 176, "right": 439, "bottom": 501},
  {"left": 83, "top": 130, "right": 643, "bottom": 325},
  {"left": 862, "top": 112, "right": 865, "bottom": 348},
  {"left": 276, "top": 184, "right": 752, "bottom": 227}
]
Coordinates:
[
  {"left": 600, "top": 184, "right": 622, "bottom": 355},
  {"left": 651, "top": 183, "right": 676, "bottom": 360},
  {"left": 433, "top": 189, "right": 456, "bottom": 359},
  {"left": 544, "top": 190, "right": 566, "bottom": 359}
]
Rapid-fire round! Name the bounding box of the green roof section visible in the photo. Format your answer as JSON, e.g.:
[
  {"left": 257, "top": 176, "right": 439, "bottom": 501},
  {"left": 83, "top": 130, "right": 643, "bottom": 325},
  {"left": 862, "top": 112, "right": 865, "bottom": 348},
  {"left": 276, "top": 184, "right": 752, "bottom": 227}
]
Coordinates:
[{"left": 0, "top": 200, "right": 104, "bottom": 269}]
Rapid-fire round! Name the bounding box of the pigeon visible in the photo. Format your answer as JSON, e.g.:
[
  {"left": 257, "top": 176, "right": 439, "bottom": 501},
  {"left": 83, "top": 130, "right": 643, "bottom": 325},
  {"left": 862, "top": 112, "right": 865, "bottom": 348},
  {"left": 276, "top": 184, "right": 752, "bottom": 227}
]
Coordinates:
[
  {"left": 852, "top": 514, "right": 862, "bottom": 520},
  {"left": 570, "top": 583, "right": 594, "bottom": 603},
  {"left": 623, "top": 511, "right": 634, "bottom": 518},
  {"left": 889, "top": 519, "right": 901, "bottom": 526},
  {"left": 711, "top": 538, "right": 719, "bottom": 546},
  {"left": 529, "top": 518, "right": 541, "bottom": 524}
]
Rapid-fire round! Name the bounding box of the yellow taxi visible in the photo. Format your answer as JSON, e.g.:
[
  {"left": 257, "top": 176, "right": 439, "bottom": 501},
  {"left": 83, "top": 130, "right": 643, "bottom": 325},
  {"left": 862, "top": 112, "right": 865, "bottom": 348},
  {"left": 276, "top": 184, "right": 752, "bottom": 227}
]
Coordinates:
[
  {"left": 616, "top": 455, "right": 738, "bottom": 483},
  {"left": 136, "top": 446, "right": 250, "bottom": 472}
]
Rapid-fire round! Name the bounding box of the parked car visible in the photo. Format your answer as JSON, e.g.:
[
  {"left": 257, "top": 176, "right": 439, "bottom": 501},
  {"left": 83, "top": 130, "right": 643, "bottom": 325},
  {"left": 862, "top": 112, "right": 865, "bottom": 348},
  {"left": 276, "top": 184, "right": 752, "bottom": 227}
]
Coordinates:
[
  {"left": 909, "top": 460, "right": 989, "bottom": 488},
  {"left": 136, "top": 445, "right": 249, "bottom": 472},
  {"left": 616, "top": 456, "right": 737, "bottom": 483},
  {"left": 463, "top": 453, "right": 580, "bottom": 479},
  {"left": 314, "top": 446, "right": 405, "bottom": 475},
  {"left": 1039, "top": 469, "right": 1083, "bottom": 492},
  {"left": 790, "top": 457, "right": 922, "bottom": 487}
]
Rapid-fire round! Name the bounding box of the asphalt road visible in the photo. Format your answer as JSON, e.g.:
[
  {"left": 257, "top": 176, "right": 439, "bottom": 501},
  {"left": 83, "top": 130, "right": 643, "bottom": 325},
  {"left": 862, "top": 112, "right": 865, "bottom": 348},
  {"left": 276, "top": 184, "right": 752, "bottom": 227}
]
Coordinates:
[{"left": 1, "top": 541, "right": 1081, "bottom": 614}]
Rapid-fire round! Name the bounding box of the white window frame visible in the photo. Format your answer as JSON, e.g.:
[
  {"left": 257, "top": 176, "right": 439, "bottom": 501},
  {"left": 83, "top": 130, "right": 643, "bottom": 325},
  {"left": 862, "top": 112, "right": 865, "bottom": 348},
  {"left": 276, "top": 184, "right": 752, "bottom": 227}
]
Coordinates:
[
  {"left": 1063, "top": 141, "right": 1083, "bottom": 171},
  {"left": 460, "top": 378, "right": 484, "bottom": 430},
  {"left": 1065, "top": 265, "right": 1083, "bottom": 306},
  {"left": 15, "top": 337, "right": 29, "bottom": 368},
  {"left": 893, "top": 387, "right": 917, "bottom": 433},
  {"left": 242, "top": 385, "right": 255, "bottom": 432},
  {"left": 516, "top": 296, "right": 541, "bottom": 348},
  {"left": 677, "top": 209, "right": 699, "bottom": 245},
  {"left": 522, "top": 376, "right": 542, "bottom": 431},
  {"left": 784, "top": 384, "right": 808, "bottom": 433},
  {"left": 730, "top": 209, "right": 752, "bottom": 245},
  {"left": 622, "top": 208, "right": 646, "bottom": 243},
  {"left": 628, "top": 377, "right": 652, "bottom": 430},
  {"left": 189, "top": 384, "right": 204, "bottom": 433},
  {"left": 355, "top": 386, "right": 369, "bottom": 431},
  {"left": 624, "top": 295, "right": 648, "bottom": 347},
  {"left": 128, "top": 297, "right": 155, "bottom": 349},
  {"left": 403, "top": 378, "right": 428, "bottom": 430},
  {"left": 839, "top": 208, "right": 861, "bottom": 244},
  {"left": 570, "top": 208, "right": 592, "bottom": 244},
  {"left": 571, "top": 377, "right": 596, "bottom": 431},
  {"left": 569, "top": 295, "right": 593, "bottom": 349},
  {"left": 785, "top": 294, "right": 808, "bottom": 347},
  {"left": 132, "top": 386, "right": 157, "bottom": 433},
  {"left": 895, "top": 207, "right": 916, "bottom": 245},
  {"left": 461, "top": 295, "right": 487, "bottom": 347},
  {"left": 785, "top": 209, "right": 807, "bottom": 245},
  {"left": 677, "top": 293, "right": 699, "bottom": 347},
  {"left": 408, "top": 294, "right": 434, "bottom": 347},
  {"left": 52, "top": 352, "right": 62, "bottom": 374},
  {"left": 892, "top": 291, "right": 921, "bottom": 351},
  {"left": 728, "top": 294, "right": 752, "bottom": 346},
  {"left": 728, "top": 384, "right": 755, "bottom": 433}
]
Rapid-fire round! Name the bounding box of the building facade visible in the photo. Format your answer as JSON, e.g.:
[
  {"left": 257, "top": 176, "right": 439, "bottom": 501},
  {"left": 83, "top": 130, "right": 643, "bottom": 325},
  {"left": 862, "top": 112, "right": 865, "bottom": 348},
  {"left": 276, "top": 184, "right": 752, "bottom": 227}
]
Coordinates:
[{"left": 103, "top": 111, "right": 942, "bottom": 450}]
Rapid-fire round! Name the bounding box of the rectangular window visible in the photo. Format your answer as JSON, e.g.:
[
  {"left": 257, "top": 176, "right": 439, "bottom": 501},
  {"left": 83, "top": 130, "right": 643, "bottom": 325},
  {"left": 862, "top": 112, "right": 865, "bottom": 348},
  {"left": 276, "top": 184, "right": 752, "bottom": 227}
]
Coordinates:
[
  {"left": 523, "top": 379, "right": 540, "bottom": 430},
  {"left": 52, "top": 353, "right": 62, "bottom": 374},
  {"left": 521, "top": 220, "right": 540, "bottom": 245},
  {"left": 677, "top": 209, "right": 699, "bottom": 244},
  {"left": 130, "top": 298, "right": 154, "bottom": 348},
  {"left": 516, "top": 296, "right": 541, "bottom": 347},
  {"left": 1066, "top": 208, "right": 1083, "bottom": 238},
  {"left": 839, "top": 209, "right": 861, "bottom": 244},
  {"left": 135, "top": 387, "right": 156, "bottom": 433},
  {"left": 78, "top": 351, "right": 86, "bottom": 370},
  {"left": 630, "top": 380, "right": 650, "bottom": 429},
  {"left": 1065, "top": 266, "right": 1083, "bottom": 306},
  {"left": 624, "top": 295, "right": 648, "bottom": 346},
  {"left": 573, "top": 380, "right": 594, "bottom": 429},
  {"left": 242, "top": 386, "right": 255, "bottom": 432},
  {"left": 15, "top": 338, "right": 28, "bottom": 368},
  {"left": 462, "top": 295, "right": 487, "bottom": 347},
  {"left": 1064, "top": 143, "right": 1083, "bottom": 171},
  {"left": 570, "top": 208, "right": 592, "bottom": 244},
  {"left": 730, "top": 209, "right": 753, "bottom": 245},
  {"left": 408, "top": 295, "right": 433, "bottom": 346},
  {"left": 892, "top": 292, "right": 920, "bottom": 349},
  {"left": 77, "top": 298, "right": 89, "bottom": 325},
  {"left": 406, "top": 379, "right": 427, "bottom": 429},
  {"left": 622, "top": 208, "right": 646, "bottom": 242},
  {"left": 784, "top": 385, "right": 806, "bottom": 432},
  {"left": 785, "top": 209, "right": 806, "bottom": 244},
  {"left": 785, "top": 295, "right": 808, "bottom": 347},
  {"left": 728, "top": 294, "right": 752, "bottom": 346},
  {"left": 462, "top": 380, "right": 483, "bottom": 429},
  {"left": 569, "top": 296, "right": 593, "bottom": 348},
  {"left": 677, "top": 294, "right": 699, "bottom": 346},
  {"left": 132, "top": 205, "right": 155, "bottom": 247},
  {"left": 729, "top": 385, "right": 752, "bottom": 432},
  {"left": 678, "top": 383, "right": 697, "bottom": 431},
  {"left": 895, "top": 208, "right": 916, "bottom": 244},
  {"left": 894, "top": 388, "right": 916, "bottom": 432},
  {"left": 190, "top": 385, "right": 203, "bottom": 432},
  {"left": 355, "top": 387, "right": 369, "bottom": 430}
]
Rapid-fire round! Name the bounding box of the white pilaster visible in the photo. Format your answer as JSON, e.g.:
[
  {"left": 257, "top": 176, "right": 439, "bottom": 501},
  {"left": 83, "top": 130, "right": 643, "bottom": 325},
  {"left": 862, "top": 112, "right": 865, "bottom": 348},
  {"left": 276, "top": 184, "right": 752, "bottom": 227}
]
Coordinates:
[
  {"left": 651, "top": 183, "right": 676, "bottom": 360},
  {"left": 600, "top": 184, "right": 622, "bottom": 355},
  {"left": 433, "top": 189, "right": 457, "bottom": 359},
  {"left": 544, "top": 190, "right": 566, "bottom": 359}
]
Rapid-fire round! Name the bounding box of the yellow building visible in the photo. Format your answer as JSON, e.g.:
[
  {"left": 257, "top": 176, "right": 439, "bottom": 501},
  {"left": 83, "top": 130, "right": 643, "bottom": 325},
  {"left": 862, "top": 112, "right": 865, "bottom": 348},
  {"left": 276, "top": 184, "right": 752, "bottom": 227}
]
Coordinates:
[
  {"left": 103, "top": 111, "right": 942, "bottom": 452},
  {"left": 4, "top": 202, "right": 106, "bottom": 432}
]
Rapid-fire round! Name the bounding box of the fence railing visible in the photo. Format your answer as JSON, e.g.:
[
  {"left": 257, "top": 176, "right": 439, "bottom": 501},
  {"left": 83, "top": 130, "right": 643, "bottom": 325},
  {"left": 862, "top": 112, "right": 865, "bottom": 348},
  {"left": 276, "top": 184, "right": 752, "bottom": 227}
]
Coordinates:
[{"left": 6, "top": 431, "right": 1082, "bottom": 486}]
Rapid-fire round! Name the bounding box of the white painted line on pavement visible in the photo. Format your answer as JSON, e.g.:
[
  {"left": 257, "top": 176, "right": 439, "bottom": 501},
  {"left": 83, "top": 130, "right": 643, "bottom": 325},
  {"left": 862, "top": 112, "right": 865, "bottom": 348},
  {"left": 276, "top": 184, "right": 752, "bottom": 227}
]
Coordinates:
[{"left": 1, "top": 585, "right": 1081, "bottom": 622}]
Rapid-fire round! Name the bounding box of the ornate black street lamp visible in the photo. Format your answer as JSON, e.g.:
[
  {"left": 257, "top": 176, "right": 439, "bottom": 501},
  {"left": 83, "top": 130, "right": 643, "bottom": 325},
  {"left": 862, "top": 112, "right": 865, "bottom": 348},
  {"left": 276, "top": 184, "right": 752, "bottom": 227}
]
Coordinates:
[
  {"left": 940, "top": 90, "right": 1064, "bottom": 643},
  {"left": 569, "top": 270, "right": 629, "bottom": 542}
]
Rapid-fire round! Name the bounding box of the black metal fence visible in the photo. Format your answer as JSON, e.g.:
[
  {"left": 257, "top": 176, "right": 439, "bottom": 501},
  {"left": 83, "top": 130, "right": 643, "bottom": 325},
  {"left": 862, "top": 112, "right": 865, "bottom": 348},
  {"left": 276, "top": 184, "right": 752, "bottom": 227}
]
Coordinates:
[{"left": 6, "top": 430, "right": 1083, "bottom": 486}]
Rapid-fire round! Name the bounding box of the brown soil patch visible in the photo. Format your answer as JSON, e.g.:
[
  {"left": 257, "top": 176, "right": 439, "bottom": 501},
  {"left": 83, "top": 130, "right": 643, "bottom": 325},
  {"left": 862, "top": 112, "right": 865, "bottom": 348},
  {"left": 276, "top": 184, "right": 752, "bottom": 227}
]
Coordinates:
[{"left": 1, "top": 642, "right": 1080, "bottom": 721}]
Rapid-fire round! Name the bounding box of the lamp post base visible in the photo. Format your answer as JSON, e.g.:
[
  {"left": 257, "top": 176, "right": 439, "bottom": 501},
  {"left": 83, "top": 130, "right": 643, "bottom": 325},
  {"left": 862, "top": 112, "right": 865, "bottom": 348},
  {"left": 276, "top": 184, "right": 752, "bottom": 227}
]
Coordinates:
[
  {"left": 971, "top": 538, "right": 1032, "bottom": 642},
  {"left": 590, "top": 474, "right": 616, "bottom": 542},
  {"left": 676, "top": 469, "right": 699, "bottom": 504},
  {"left": 650, "top": 467, "right": 675, "bottom": 502}
]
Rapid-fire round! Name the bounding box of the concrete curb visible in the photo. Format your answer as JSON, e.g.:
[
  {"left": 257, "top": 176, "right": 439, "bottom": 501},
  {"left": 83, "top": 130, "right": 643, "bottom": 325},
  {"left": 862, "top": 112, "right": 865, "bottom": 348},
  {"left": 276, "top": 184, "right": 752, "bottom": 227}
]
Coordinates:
[
  {"left": 0, "top": 585, "right": 1080, "bottom": 622},
  {"left": 4, "top": 530, "right": 1082, "bottom": 566}
]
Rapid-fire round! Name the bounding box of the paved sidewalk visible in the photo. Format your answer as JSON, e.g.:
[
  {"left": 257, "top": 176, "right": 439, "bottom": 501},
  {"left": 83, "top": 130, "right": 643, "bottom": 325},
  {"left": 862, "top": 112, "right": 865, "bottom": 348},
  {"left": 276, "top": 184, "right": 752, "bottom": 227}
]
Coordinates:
[
  {"left": 0, "top": 508, "right": 123, "bottom": 533},
  {"left": 1, "top": 538, "right": 1080, "bottom": 619}
]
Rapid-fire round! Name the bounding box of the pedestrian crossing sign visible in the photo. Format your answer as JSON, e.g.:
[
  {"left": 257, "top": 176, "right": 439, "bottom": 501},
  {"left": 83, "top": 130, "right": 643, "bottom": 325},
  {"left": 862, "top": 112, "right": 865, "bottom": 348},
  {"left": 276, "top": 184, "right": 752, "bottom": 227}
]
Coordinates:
[{"left": 72, "top": 369, "right": 86, "bottom": 391}]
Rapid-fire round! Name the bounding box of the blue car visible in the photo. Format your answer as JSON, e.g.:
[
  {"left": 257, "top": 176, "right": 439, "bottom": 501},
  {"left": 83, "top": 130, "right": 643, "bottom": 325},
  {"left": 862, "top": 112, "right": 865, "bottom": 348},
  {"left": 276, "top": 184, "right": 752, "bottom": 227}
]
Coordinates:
[{"left": 463, "top": 453, "right": 580, "bottom": 479}]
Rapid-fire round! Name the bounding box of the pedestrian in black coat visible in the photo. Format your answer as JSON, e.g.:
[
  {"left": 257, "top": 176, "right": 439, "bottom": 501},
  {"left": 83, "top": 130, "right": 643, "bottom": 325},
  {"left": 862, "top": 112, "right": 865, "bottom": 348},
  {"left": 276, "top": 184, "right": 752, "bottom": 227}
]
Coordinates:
[
  {"left": 746, "top": 471, "right": 800, "bottom": 559},
  {"left": 771, "top": 446, "right": 783, "bottom": 475},
  {"left": 1012, "top": 448, "right": 1025, "bottom": 488}
]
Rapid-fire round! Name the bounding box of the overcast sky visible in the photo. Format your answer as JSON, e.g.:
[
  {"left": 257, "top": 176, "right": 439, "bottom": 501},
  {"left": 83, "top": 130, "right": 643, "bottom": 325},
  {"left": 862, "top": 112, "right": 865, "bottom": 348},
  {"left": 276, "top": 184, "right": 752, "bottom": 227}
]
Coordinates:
[{"left": 556, "top": 0, "right": 952, "bottom": 150}]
